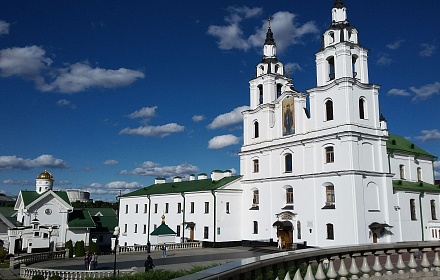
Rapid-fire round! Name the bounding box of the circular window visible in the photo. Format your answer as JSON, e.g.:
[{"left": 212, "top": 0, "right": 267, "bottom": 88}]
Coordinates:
[{"left": 45, "top": 209, "right": 52, "bottom": 215}]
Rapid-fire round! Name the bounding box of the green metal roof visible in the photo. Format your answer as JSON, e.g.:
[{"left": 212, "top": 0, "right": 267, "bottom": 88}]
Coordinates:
[
  {"left": 20, "top": 190, "right": 71, "bottom": 206},
  {"left": 122, "top": 175, "right": 241, "bottom": 198},
  {"left": 393, "top": 180, "right": 440, "bottom": 193},
  {"left": 387, "top": 134, "right": 436, "bottom": 159},
  {"left": 68, "top": 209, "right": 96, "bottom": 228},
  {"left": 0, "top": 207, "right": 17, "bottom": 226},
  {"left": 88, "top": 208, "right": 118, "bottom": 230},
  {"left": 150, "top": 222, "right": 176, "bottom": 236}
]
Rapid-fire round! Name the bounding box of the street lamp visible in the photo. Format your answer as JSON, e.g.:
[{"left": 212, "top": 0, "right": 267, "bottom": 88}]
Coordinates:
[
  {"left": 113, "top": 226, "right": 120, "bottom": 276},
  {"left": 47, "top": 226, "right": 53, "bottom": 252},
  {"left": 18, "top": 231, "right": 22, "bottom": 256}
]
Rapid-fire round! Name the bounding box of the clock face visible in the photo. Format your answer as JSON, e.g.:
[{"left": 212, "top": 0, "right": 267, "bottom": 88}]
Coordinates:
[{"left": 45, "top": 208, "right": 52, "bottom": 215}]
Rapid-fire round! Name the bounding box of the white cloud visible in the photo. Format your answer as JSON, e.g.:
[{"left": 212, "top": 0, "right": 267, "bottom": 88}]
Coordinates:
[
  {"left": 420, "top": 44, "right": 437, "bottom": 57},
  {"left": 434, "top": 161, "right": 440, "bottom": 179},
  {"left": 56, "top": 99, "right": 77, "bottom": 109},
  {"left": 0, "top": 20, "right": 10, "bottom": 36},
  {"left": 208, "top": 134, "right": 240, "bottom": 149},
  {"left": 119, "top": 123, "right": 184, "bottom": 138},
  {"left": 410, "top": 82, "right": 440, "bottom": 101},
  {"left": 208, "top": 106, "right": 249, "bottom": 129},
  {"left": 0, "top": 154, "right": 69, "bottom": 170},
  {"left": 386, "top": 39, "right": 405, "bottom": 50},
  {"left": 284, "top": 62, "right": 302, "bottom": 73},
  {"left": 388, "top": 88, "right": 411, "bottom": 96},
  {"left": 2, "top": 179, "right": 33, "bottom": 186},
  {"left": 0, "top": 45, "right": 144, "bottom": 93},
  {"left": 192, "top": 115, "right": 205, "bottom": 122},
  {"left": 415, "top": 129, "right": 440, "bottom": 142},
  {"left": 208, "top": 8, "right": 318, "bottom": 53},
  {"left": 120, "top": 162, "right": 199, "bottom": 178},
  {"left": 376, "top": 53, "right": 392, "bottom": 66},
  {"left": 104, "top": 159, "right": 119, "bottom": 166},
  {"left": 127, "top": 106, "right": 157, "bottom": 119}
]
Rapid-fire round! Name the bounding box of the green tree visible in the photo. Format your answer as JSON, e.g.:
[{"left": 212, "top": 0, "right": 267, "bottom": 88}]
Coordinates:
[
  {"left": 65, "top": 240, "right": 73, "bottom": 258},
  {"left": 74, "top": 240, "right": 85, "bottom": 257},
  {"left": 89, "top": 241, "right": 100, "bottom": 254}
]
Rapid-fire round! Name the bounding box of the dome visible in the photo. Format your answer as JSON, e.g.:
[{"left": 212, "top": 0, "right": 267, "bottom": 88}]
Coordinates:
[{"left": 37, "top": 170, "right": 54, "bottom": 180}]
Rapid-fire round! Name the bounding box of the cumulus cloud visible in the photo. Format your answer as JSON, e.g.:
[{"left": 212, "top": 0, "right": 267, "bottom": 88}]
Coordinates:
[
  {"left": 127, "top": 106, "right": 157, "bottom": 119},
  {"left": 386, "top": 39, "right": 405, "bottom": 50},
  {"left": 119, "top": 123, "right": 184, "bottom": 138},
  {"left": 415, "top": 129, "right": 440, "bottom": 142},
  {"left": 435, "top": 161, "right": 440, "bottom": 179},
  {"left": 0, "top": 20, "right": 10, "bottom": 36},
  {"left": 2, "top": 179, "right": 33, "bottom": 186},
  {"left": 120, "top": 161, "right": 199, "bottom": 178},
  {"left": 376, "top": 53, "right": 392, "bottom": 66},
  {"left": 208, "top": 134, "right": 240, "bottom": 149},
  {"left": 56, "top": 99, "right": 76, "bottom": 109},
  {"left": 0, "top": 45, "right": 144, "bottom": 93},
  {"left": 104, "top": 159, "right": 119, "bottom": 166},
  {"left": 208, "top": 106, "right": 249, "bottom": 129},
  {"left": 84, "top": 181, "right": 142, "bottom": 197},
  {"left": 419, "top": 44, "right": 436, "bottom": 57},
  {"left": 284, "top": 62, "right": 302, "bottom": 73},
  {"left": 410, "top": 82, "right": 440, "bottom": 101},
  {"left": 192, "top": 115, "right": 205, "bottom": 122},
  {"left": 0, "top": 154, "right": 69, "bottom": 170},
  {"left": 388, "top": 88, "right": 411, "bottom": 97},
  {"left": 208, "top": 7, "right": 318, "bottom": 53}
]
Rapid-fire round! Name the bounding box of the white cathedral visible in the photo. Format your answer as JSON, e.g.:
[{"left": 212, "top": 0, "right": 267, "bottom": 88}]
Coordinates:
[{"left": 118, "top": 0, "right": 439, "bottom": 249}]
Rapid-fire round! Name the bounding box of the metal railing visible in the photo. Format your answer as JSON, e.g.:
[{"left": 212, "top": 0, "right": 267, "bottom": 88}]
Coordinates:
[
  {"left": 118, "top": 241, "right": 202, "bottom": 253},
  {"left": 10, "top": 250, "right": 67, "bottom": 269}
]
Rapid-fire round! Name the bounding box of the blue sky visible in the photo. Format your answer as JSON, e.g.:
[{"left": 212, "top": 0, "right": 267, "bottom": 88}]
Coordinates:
[{"left": 0, "top": 1, "right": 439, "bottom": 202}]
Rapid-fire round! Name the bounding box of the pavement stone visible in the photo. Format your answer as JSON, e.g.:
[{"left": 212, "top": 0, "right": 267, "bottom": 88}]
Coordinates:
[{"left": 0, "top": 247, "right": 270, "bottom": 279}]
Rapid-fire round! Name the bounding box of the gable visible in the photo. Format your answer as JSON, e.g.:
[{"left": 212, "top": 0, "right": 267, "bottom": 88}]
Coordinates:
[
  {"left": 68, "top": 209, "right": 96, "bottom": 228},
  {"left": 150, "top": 223, "right": 176, "bottom": 236}
]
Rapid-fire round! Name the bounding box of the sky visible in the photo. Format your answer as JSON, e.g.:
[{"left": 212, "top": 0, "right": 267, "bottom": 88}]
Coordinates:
[{"left": 0, "top": 1, "right": 439, "bottom": 202}]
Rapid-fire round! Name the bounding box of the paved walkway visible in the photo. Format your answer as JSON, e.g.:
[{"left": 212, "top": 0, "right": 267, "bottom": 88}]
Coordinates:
[{"left": 0, "top": 247, "right": 271, "bottom": 279}]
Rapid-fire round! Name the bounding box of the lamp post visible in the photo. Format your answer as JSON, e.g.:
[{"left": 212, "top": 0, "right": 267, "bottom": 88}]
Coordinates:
[
  {"left": 113, "top": 226, "right": 120, "bottom": 276},
  {"left": 47, "top": 226, "right": 53, "bottom": 252},
  {"left": 18, "top": 231, "right": 22, "bottom": 256}
]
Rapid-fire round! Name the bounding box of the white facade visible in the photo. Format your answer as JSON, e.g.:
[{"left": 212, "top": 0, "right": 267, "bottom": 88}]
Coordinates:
[{"left": 118, "top": 1, "right": 438, "bottom": 249}]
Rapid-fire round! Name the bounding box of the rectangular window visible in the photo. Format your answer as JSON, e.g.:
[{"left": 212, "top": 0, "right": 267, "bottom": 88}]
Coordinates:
[
  {"left": 143, "top": 224, "right": 147, "bottom": 234},
  {"left": 410, "top": 199, "right": 416, "bottom": 220},
  {"left": 190, "top": 202, "right": 195, "bottom": 213},
  {"left": 286, "top": 187, "right": 293, "bottom": 204},
  {"left": 34, "top": 232, "right": 40, "bottom": 237},
  {"left": 144, "top": 204, "right": 148, "bottom": 213},
  {"left": 432, "top": 200, "right": 437, "bottom": 220},
  {"left": 125, "top": 205, "right": 129, "bottom": 214},
  {"left": 154, "top": 224, "right": 157, "bottom": 230},
  {"left": 204, "top": 202, "right": 209, "bottom": 213},
  {"left": 325, "top": 147, "right": 334, "bottom": 163},
  {"left": 285, "top": 154, "right": 293, "bottom": 173},
  {"left": 400, "top": 165, "right": 405, "bottom": 179},
  {"left": 204, "top": 226, "right": 209, "bottom": 239},
  {"left": 326, "top": 185, "right": 335, "bottom": 204},
  {"left": 253, "top": 190, "right": 259, "bottom": 205},
  {"left": 253, "top": 221, "right": 258, "bottom": 234},
  {"left": 124, "top": 224, "right": 127, "bottom": 233},
  {"left": 135, "top": 204, "right": 138, "bottom": 213},
  {"left": 226, "top": 202, "right": 230, "bottom": 214},
  {"left": 154, "top": 204, "right": 158, "bottom": 214},
  {"left": 177, "top": 225, "right": 181, "bottom": 237},
  {"left": 253, "top": 159, "right": 259, "bottom": 173},
  {"left": 134, "top": 224, "right": 137, "bottom": 233},
  {"left": 178, "top": 202, "right": 182, "bottom": 213},
  {"left": 165, "top": 203, "right": 169, "bottom": 213},
  {"left": 326, "top": 223, "right": 334, "bottom": 240}
]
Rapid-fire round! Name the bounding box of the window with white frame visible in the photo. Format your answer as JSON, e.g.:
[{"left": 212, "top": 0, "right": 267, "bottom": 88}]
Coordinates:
[
  {"left": 410, "top": 199, "right": 416, "bottom": 220},
  {"left": 253, "top": 190, "right": 259, "bottom": 205},
  {"left": 285, "top": 153, "right": 292, "bottom": 173},
  {"left": 325, "top": 99, "right": 334, "bottom": 121},
  {"left": 326, "top": 223, "right": 334, "bottom": 240},
  {"left": 253, "top": 159, "right": 259, "bottom": 173},
  {"left": 431, "top": 200, "right": 437, "bottom": 220},
  {"left": 204, "top": 202, "right": 209, "bottom": 214},
  {"left": 286, "top": 187, "right": 293, "bottom": 204},
  {"left": 325, "top": 184, "right": 335, "bottom": 206},
  {"left": 253, "top": 221, "right": 258, "bottom": 234},
  {"left": 135, "top": 204, "right": 138, "bottom": 213},
  {"left": 325, "top": 146, "right": 334, "bottom": 163}
]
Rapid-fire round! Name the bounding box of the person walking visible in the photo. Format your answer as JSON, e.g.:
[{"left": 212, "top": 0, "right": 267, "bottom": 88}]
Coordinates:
[
  {"left": 161, "top": 243, "right": 167, "bottom": 257},
  {"left": 91, "top": 252, "right": 98, "bottom": 270},
  {"left": 84, "top": 253, "right": 91, "bottom": 270},
  {"left": 144, "top": 255, "right": 155, "bottom": 272}
]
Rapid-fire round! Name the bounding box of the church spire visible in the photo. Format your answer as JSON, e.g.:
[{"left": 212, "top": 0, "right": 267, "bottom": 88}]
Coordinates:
[
  {"left": 263, "top": 17, "right": 277, "bottom": 58},
  {"left": 333, "top": 0, "right": 345, "bottom": 9},
  {"left": 264, "top": 17, "right": 276, "bottom": 46}
]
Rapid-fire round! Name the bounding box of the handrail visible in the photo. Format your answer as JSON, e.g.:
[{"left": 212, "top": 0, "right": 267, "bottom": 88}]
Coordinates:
[
  {"left": 118, "top": 241, "right": 202, "bottom": 253},
  {"left": 10, "top": 250, "right": 67, "bottom": 269},
  {"left": 174, "top": 241, "right": 440, "bottom": 280}
]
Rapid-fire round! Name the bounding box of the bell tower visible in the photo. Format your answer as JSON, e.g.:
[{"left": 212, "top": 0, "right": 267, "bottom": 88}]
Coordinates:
[
  {"left": 36, "top": 170, "right": 54, "bottom": 194},
  {"left": 315, "top": 0, "right": 369, "bottom": 87}
]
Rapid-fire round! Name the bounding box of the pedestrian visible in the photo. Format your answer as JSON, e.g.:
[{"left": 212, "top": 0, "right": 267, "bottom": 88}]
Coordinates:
[
  {"left": 277, "top": 238, "right": 282, "bottom": 249},
  {"left": 144, "top": 254, "right": 155, "bottom": 272},
  {"left": 84, "top": 253, "right": 91, "bottom": 270},
  {"left": 161, "top": 243, "right": 167, "bottom": 257},
  {"left": 91, "top": 252, "right": 98, "bottom": 270},
  {"left": 147, "top": 241, "right": 151, "bottom": 253}
]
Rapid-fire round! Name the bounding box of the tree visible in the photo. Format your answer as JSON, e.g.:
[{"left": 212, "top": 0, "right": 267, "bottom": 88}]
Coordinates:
[
  {"left": 65, "top": 240, "right": 73, "bottom": 258},
  {"left": 74, "top": 240, "right": 85, "bottom": 257}
]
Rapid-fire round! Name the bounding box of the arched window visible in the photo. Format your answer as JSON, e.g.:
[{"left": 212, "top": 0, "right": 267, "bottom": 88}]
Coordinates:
[
  {"left": 399, "top": 165, "right": 405, "bottom": 179},
  {"left": 431, "top": 200, "right": 437, "bottom": 220},
  {"left": 325, "top": 184, "right": 335, "bottom": 205},
  {"left": 253, "top": 159, "right": 259, "bottom": 173},
  {"left": 254, "top": 121, "right": 259, "bottom": 138},
  {"left": 359, "top": 98, "right": 365, "bottom": 119},
  {"left": 325, "top": 100, "right": 334, "bottom": 121},
  {"left": 326, "top": 223, "right": 334, "bottom": 240},
  {"left": 417, "top": 167, "right": 422, "bottom": 182},
  {"left": 277, "top": 83, "right": 283, "bottom": 98},
  {"left": 327, "top": 56, "right": 335, "bottom": 80},
  {"left": 286, "top": 187, "right": 293, "bottom": 204},
  {"left": 253, "top": 190, "right": 259, "bottom": 205},
  {"left": 410, "top": 199, "right": 416, "bottom": 220},
  {"left": 258, "top": 85, "right": 263, "bottom": 104},
  {"left": 285, "top": 153, "right": 292, "bottom": 172},
  {"left": 325, "top": 146, "right": 334, "bottom": 163},
  {"left": 352, "top": 55, "right": 358, "bottom": 78}
]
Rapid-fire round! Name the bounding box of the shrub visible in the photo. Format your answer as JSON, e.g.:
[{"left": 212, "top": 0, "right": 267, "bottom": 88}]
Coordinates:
[
  {"left": 65, "top": 240, "right": 73, "bottom": 258},
  {"left": 74, "top": 240, "right": 85, "bottom": 257},
  {"left": 89, "top": 241, "right": 100, "bottom": 254},
  {"left": 31, "top": 275, "right": 45, "bottom": 280},
  {"left": 49, "top": 275, "right": 62, "bottom": 280}
]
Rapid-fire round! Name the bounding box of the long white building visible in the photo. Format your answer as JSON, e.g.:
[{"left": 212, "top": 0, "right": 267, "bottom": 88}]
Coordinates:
[{"left": 118, "top": 0, "right": 438, "bottom": 248}]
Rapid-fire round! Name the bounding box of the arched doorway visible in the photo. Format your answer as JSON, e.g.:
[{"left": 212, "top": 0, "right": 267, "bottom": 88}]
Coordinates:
[{"left": 273, "top": 220, "right": 293, "bottom": 249}]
